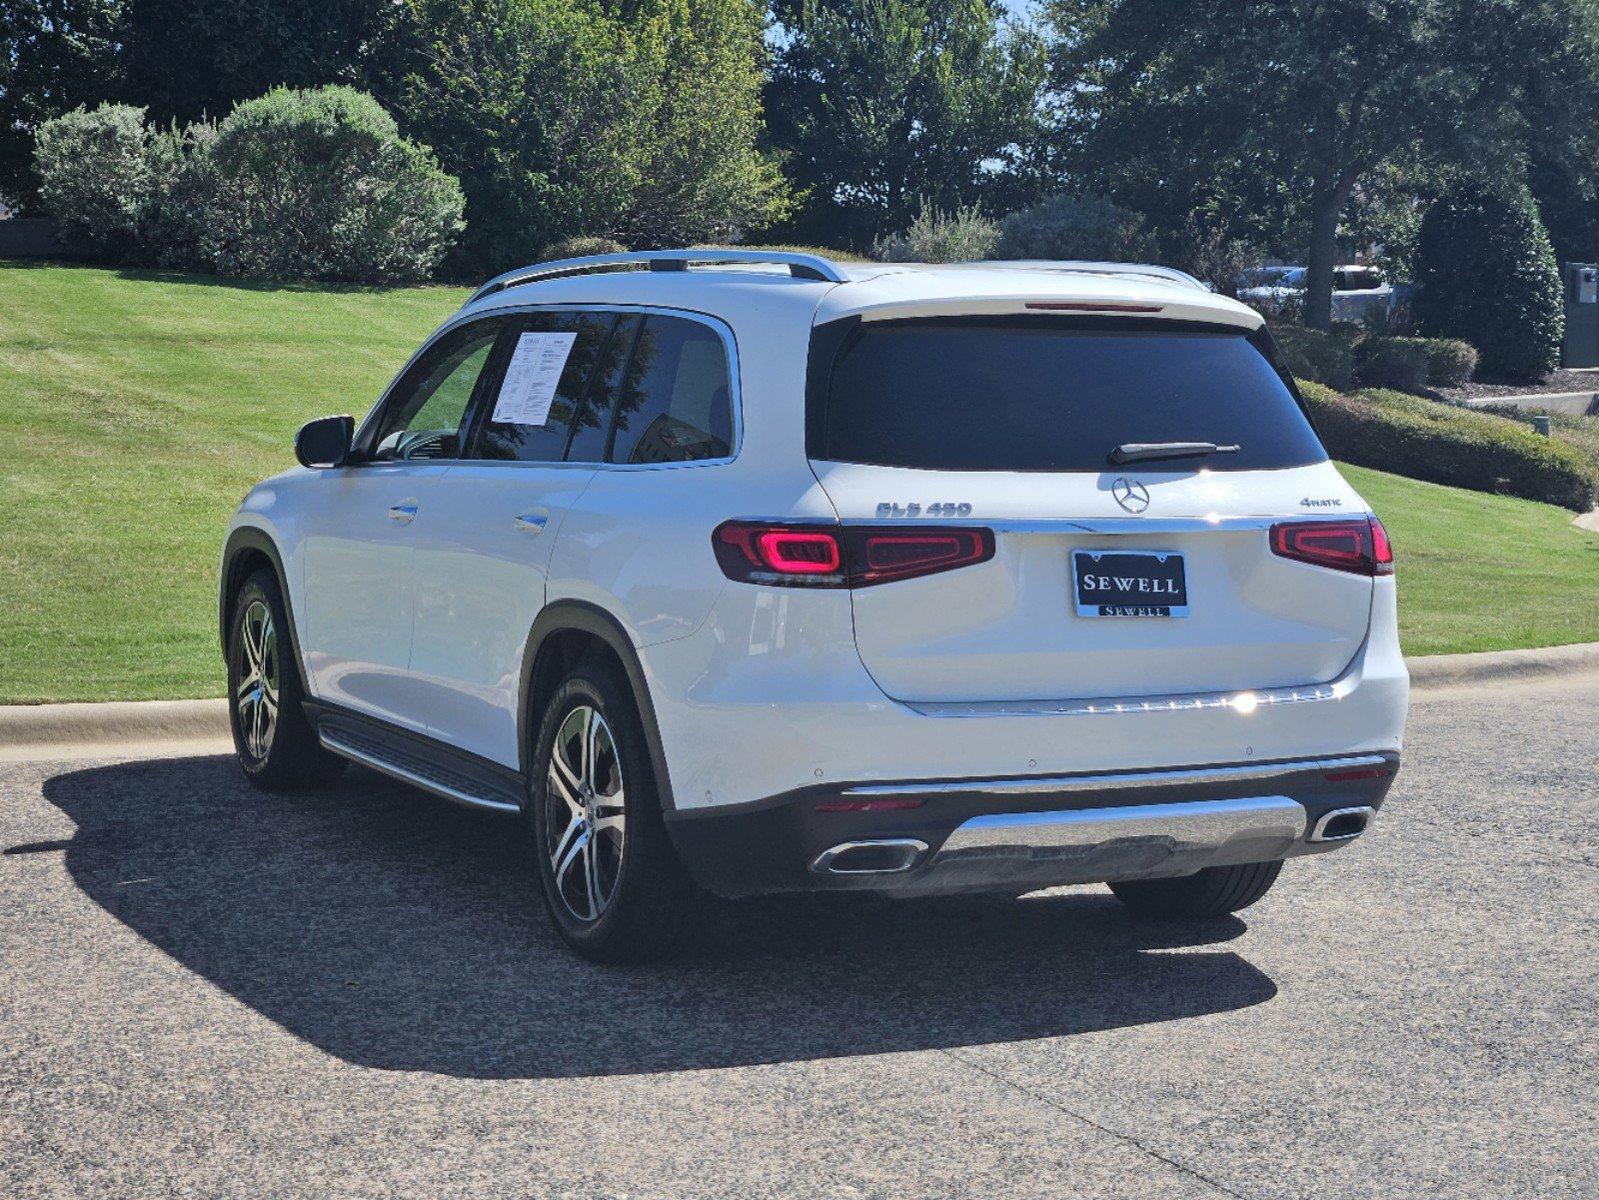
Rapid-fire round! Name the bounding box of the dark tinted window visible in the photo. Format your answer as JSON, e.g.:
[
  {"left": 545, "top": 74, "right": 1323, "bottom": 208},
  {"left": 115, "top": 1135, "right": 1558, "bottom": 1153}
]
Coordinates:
[
  {"left": 473, "top": 311, "right": 615, "bottom": 462},
  {"left": 565, "top": 314, "right": 641, "bottom": 463},
  {"left": 813, "top": 317, "right": 1325, "bottom": 472},
  {"left": 370, "top": 319, "right": 502, "bottom": 461},
  {"left": 607, "top": 316, "right": 733, "bottom": 464}
]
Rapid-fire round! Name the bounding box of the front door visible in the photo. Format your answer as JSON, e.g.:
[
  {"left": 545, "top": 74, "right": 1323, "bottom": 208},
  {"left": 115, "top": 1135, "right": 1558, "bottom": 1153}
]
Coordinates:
[{"left": 299, "top": 317, "right": 506, "bottom": 731}]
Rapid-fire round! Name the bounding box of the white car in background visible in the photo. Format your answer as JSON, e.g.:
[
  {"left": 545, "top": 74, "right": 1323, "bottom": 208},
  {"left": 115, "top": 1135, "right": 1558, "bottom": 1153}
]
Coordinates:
[
  {"left": 219, "top": 250, "right": 1408, "bottom": 962},
  {"left": 1239, "top": 264, "right": 1394, "bottom": 324}
]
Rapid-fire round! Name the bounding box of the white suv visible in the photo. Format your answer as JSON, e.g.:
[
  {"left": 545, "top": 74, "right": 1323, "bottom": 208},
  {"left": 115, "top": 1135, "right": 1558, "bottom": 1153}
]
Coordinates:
[{"left": 220, "top": 249, "right": 1408, "bottom": 961}]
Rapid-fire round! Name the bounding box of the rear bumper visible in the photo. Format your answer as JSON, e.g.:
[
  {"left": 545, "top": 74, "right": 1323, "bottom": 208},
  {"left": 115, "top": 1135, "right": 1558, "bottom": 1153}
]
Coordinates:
[{"left": 666, "top": 752, "right": 1399, "bottom": 898}]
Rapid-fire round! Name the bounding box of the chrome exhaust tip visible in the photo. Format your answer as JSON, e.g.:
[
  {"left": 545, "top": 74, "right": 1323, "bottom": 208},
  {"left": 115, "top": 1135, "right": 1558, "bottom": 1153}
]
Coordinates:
[
  {"left": 1308, "top": 805, "right": 1375, "bottom": 843},
  {"left": 811, "top": 838, "right": 929, "bottom": 875}
]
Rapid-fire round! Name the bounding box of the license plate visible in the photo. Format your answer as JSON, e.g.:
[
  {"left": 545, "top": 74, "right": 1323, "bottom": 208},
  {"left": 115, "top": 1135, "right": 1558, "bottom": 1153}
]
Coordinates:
[{"left": 1072, "top": 550, "right": 1189, "bottom": 618}]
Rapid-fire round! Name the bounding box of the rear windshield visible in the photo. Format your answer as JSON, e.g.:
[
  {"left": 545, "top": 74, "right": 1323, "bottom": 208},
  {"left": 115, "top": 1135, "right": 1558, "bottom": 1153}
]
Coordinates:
[{"left": 810, "top": 317, "right": 1326, "bottom": 472}]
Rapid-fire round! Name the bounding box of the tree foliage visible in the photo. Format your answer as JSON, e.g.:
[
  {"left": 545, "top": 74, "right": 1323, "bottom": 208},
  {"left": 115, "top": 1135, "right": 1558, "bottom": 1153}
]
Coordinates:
[
  {"left": 379, "top": 0, "right": 786, "bottom": 276},
  {"left": 117, "top": 0, "right": 396, "bottom": 125},
  {"left": 1045, "top": 0, "right": 1599, "bottom": 328},
  {"left": 0, "top": 0, "right": 125, "bottom": 210},
  {"left": 1415, "top": 185, "right": 1563, "bottom": 380},
  {"left": 766, "top": 0, "right": 1048, "bottom": 250}
]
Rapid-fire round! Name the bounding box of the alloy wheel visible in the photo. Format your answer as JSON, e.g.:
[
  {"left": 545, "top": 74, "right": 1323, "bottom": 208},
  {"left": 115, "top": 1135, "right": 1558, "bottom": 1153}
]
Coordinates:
[
  {"left": 545, "top": 704, "right": 626, "bottom": 922},
  {"left": 235, "top": 599, "right": 280, "bottom": 760}
]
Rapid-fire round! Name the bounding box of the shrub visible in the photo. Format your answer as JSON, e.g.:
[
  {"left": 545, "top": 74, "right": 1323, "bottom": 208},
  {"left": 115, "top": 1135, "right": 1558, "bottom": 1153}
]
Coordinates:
[
  {"left": 1415, "top": 185, "right": 1562, "bottom": 380},
  {"left": 1472, "top": 405, "right": 1599, "bottom": 476},
  {"left": 872, "top": 204, "right": 999, "bottom": 263},
  {"left": 1298, "top": 382, "right": 1596, "bottom": 511},
  {"left": 532, "top": 236, "right": 627, "bottom": 263},
  {"left": 1270, "top": 324, "right": 1355, "bottom": 392},
  {"left": 1354, "top": 336, "right": 1431, "bottom": 392},
  {"left": 34, "top": 105, "right": 164, "bottom": 258},
  {"left": 991, "top": 194, "right": 1153, "bottom": 263},
  {"left": 195, "top": 86, "right": 464, "bottom": 283},
  {"left": 1423, "top": 338, "right": 1478, "bottom": 387}
]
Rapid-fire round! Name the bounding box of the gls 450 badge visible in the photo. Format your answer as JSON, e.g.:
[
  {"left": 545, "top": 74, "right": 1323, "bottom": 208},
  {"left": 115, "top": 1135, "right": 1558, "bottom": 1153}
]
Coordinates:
[{"left": 876, "top": 501, "right": 973, "bottom": 518}]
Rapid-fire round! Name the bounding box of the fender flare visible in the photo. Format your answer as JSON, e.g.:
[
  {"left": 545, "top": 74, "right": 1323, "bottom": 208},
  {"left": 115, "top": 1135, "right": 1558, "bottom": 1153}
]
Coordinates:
[
  {"left": 519, "top": 601, "right": 678, "bottom": 813},
  {"left": 219, "top": 526, "right": 312, "bottom": 684}
]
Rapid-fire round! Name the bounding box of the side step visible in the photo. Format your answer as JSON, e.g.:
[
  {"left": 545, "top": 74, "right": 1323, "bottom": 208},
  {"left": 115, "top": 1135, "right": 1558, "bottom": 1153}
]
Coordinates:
[{"left": 313, "top": 711, "right": 523, "bottom": 815}]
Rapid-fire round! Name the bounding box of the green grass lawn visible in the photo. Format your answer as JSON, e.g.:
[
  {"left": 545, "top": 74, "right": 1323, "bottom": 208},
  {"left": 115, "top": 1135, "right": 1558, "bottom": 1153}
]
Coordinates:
[{"left": 2, "top": 262, "right": 1597, "bottom": 703}]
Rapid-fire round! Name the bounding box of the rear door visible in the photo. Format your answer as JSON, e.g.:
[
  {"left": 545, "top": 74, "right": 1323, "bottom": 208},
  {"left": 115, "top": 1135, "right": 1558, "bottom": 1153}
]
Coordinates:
[
  {"left": 807, "top": 315, "right": 1373, "bottom": 704},
  {"left": 408, "top": 308, "right": 632, "bottom": 766}
]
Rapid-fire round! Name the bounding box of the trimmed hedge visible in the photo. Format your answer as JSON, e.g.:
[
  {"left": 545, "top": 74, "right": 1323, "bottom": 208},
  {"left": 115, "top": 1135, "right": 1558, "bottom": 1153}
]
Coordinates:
[
  {"left": 1271, "top": 324, "right": 1355, "bottom": 392},
  {"left": 1424, "top": 338, "right": 1478, "bottom": 387},
  {"left": 1298, "top": 381, "right": 1597, "bottom": 512},
  {"left": 1354, "top": 336, "right": 1430, "bottom": 392},
  {"left": 1415, "top": 185, "right": 1562, "bottom": 380}
]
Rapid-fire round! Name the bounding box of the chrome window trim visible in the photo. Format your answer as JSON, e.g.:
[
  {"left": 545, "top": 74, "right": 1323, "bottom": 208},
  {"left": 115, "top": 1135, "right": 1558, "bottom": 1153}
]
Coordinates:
[{"left": 354, "top": 302, "right": 744, "bottom": 471}]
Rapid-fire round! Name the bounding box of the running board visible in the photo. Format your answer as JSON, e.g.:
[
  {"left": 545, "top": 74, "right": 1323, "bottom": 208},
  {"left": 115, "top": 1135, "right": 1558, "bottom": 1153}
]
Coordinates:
[{"left": 312, "top": 711, "right": 523, "bottom": 815}]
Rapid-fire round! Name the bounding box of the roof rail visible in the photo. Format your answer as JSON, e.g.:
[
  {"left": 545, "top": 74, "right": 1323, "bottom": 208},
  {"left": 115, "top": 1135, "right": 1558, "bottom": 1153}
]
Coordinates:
[
  {"left": 956, "top": 260, "right": 1209, "bottom": 292},
  {"left": 465, "top": 248, "right": 849, "bottom": 306}
]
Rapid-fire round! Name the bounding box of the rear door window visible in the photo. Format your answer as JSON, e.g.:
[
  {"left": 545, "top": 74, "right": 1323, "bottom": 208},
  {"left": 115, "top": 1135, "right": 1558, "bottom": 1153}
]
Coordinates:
[
  {"left": 810, "top": 316, "right": 1326, "bottom": 472},
  {"left": 605, "top": 315, "right": 734, "bottom": 464},
  {"left": 471, "top": 311, "right": 616, "bottom": 463}
]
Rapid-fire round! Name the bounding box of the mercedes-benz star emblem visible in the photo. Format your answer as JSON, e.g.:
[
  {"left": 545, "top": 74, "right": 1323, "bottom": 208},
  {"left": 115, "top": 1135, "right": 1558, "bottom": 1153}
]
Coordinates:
[{"left": 1111, "top": 477, "right": 1151, "bottom": 514}]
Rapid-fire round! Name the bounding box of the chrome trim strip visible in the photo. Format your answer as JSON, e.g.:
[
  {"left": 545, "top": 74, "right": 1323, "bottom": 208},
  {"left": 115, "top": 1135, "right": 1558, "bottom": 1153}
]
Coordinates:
[
  {"left": 319, "top": 732, "right": 522, "bottom": 815},
  {"left": 903, "top": 675, "right": 1355, "bottom": 720},
  {"left": 1308, "top": 805, "right": 1376, "bottom": 843},
  {"left": 811, "top": 838, "right": 930, "bottom": 875},
  {"left": 834, "top": 516, "right": 1286, "bottom": 535},
  {"left": 929, "top": 796, "right": 1306, "bottom": 884},
  {"left": 467, "top": 249, "right": 849, "bottom": 304},
  {"left": 841, "top": 755, "right": 1389, "bottom": 800}
]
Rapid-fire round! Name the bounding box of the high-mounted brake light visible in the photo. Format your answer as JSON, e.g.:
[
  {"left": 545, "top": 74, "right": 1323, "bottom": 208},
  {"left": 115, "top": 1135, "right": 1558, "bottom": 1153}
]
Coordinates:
[
  {"left": 1269, "top": 517, "right": 1394, "bottom": 577},
  {"left": 713, "top": 522, "right": 994, "bottom": 587}
]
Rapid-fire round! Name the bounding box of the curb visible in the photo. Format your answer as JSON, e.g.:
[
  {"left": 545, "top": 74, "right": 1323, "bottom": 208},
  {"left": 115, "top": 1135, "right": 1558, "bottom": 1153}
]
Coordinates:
[
  {"left": 1575, "top": 509, "right": 1599, "bottom": 534},
  {"left": 0, "top": 698, "right": 229, "bottom": 755},
  {"left": 3, "top": 643, "right": 1598, "bottom": 755},
  {"left": 1460, "top": 391, "right": 1597, "bottom": 417},
  {"left": 1406, "top": 641, "right": 1599, "bottom": 691}
]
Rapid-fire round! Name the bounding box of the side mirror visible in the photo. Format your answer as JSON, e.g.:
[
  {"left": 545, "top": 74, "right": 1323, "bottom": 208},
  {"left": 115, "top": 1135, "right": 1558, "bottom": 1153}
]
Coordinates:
[{"left": 295, "top": 415, "right": 354, "bottom": 469}]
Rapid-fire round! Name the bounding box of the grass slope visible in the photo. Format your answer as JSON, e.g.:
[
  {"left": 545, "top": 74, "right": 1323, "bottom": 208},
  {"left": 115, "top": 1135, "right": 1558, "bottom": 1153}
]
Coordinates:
[
  {"left": 2, "top": 263, "right": 1596, "bottom": 702},
  {"left": 0, "top": 262, "right": 465, "bottom": 702},
  {"left": 1341, "top": 463, "right": 1599, "bottom": 656}
]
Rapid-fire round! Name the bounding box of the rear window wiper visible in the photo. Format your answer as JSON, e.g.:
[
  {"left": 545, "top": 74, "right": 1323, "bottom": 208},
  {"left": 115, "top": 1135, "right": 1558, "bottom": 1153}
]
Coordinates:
[{"left": 1107, "top": 441, "right": 1241, "bottom": 465}]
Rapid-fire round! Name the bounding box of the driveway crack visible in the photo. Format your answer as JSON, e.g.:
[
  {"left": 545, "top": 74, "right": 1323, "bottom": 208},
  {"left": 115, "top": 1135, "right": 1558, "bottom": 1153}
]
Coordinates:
[{"left": 939, "top": 1048, "right": 1252, "bottom": 1200}]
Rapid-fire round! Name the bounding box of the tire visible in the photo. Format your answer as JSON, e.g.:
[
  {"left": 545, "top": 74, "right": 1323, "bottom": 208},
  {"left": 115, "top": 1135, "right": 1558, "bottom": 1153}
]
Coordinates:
[
  {"left": 227, "top": 568, "right": 344, "bottom": 790},
  {"left": 528, "top": 659, "right": 700, "bottom": 962},
  {"left": 1109, "top": 860, "right": 1284, "bottom": 920}
]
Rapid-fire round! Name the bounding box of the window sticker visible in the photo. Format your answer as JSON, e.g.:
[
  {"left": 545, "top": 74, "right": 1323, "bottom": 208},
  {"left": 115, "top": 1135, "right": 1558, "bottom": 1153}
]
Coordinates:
[{"left": 490, "top": 331, "right": 578, "bottom": 425}]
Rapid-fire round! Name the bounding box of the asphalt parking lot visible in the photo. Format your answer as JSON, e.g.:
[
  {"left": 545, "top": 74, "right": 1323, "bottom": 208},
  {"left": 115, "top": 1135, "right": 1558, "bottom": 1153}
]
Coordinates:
[{"left": 2, "top": 675, "right": 1596, "bottom": 1199}]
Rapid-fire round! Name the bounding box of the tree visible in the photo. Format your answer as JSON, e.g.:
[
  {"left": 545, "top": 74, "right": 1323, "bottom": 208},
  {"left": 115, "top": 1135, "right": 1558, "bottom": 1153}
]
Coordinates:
[
  {"left": 117, "top": 0, "right": 396, "bottom": 126},
  {"left": 0, "top": 0, "right": 125, "bottom": 210},
  {"left": 377, "top": 0, "right": 786, "bottom": 276},
  {"left": 1046, "top": 0, "right": 1599, "bottom": 330},
  {"left": 766, "top": 0, "right": 1048, "bottom": 250},
  {"left": 607, "top": 0, "right": 789, "bottom": 247},
  {"left": 1415, "top": 185, "right": 1563, "bottom": 379}
]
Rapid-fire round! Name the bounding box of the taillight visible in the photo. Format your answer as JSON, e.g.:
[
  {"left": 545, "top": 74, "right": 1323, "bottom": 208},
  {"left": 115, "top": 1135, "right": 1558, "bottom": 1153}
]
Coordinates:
[
  {"left": 1269, "top": 517, "right": 1394, "bottom": 577},
  {"left": 713, "top": 522, "right": 994, "bottom": 587}
]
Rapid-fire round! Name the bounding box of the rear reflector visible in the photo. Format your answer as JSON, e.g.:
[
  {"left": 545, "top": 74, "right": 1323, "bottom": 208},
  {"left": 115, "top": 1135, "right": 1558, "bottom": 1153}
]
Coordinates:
[
  {"left": 714, "top": 522, "right": 994, "bottom": 587},
  {"left": 1323, "top": 766, "right": 1393, "bottom": 783},
  {"left": 1269, "top": 517, "right": 1394, "bottom": 577},
  {"left": 814, "top": 797, "right": 927, "bottom": 813}
]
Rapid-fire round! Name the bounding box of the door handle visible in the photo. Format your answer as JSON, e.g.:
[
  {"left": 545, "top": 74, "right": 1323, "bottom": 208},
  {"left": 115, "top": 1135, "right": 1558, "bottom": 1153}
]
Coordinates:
[
  {"left": 388, "top": 501, "right": 419, "bottom": 524},
  {"left": 514, "top": 511, "right": 549, "bottom": 534}
]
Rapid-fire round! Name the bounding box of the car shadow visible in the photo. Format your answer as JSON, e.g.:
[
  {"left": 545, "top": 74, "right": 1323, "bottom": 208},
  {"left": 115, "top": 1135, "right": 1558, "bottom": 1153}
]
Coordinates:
[{"left": 34, "top": 755, "right": 1278, "bottom": 1080}]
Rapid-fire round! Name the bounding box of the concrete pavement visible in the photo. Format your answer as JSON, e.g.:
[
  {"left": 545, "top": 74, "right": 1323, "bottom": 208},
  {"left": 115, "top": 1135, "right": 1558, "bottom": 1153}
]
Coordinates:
[{"left": 1, "top": 675, "right": 1596, "bottom": 1198}]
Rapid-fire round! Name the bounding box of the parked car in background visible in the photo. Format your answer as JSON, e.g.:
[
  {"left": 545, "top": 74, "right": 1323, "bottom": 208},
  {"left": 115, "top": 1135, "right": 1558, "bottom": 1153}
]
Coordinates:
[
  {"left": 1238, "top": 264, "right": 1394, "bottom": 324},
  {"left": 220, "top": 250, "right": 1408, "bottom": 963}
]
